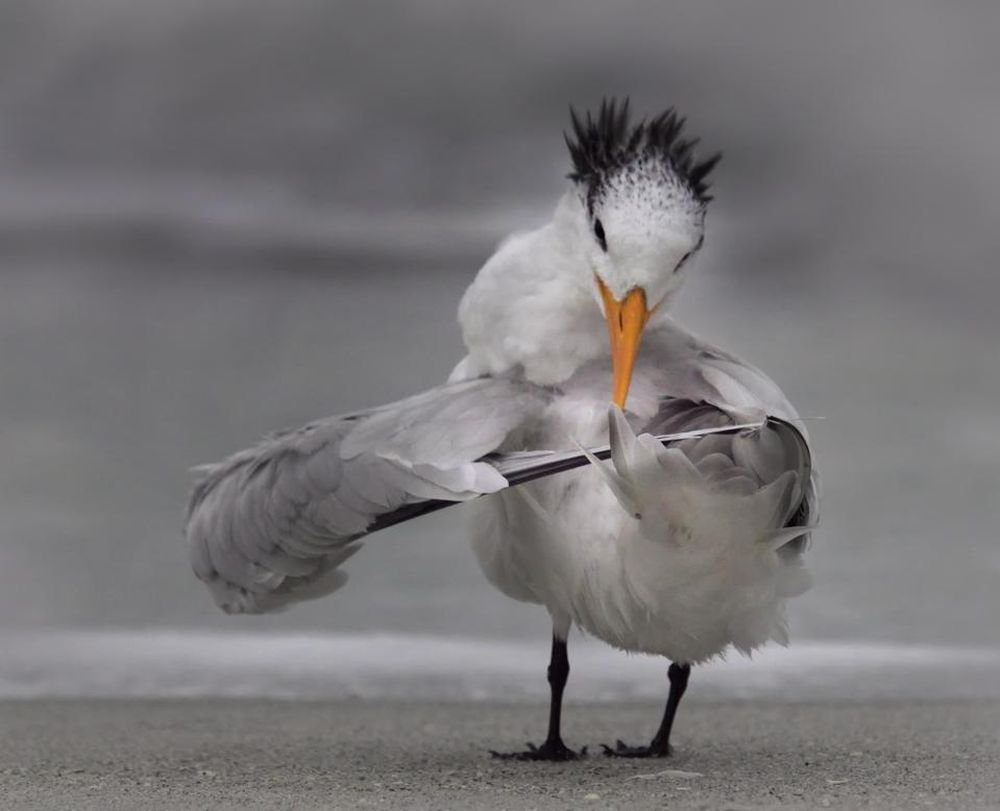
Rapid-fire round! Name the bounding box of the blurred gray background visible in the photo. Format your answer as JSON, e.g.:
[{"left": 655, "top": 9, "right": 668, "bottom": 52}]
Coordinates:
[{"left": 1, "top": 0, "right": 998, "bottom": 652}]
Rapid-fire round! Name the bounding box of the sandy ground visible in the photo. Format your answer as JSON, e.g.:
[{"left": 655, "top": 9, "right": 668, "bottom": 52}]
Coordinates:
[{"left": 0, "top": 699, "right": 998, "bottom": 810}]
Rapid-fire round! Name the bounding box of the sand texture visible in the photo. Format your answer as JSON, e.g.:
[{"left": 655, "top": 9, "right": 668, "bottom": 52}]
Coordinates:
[{"left": 1, "top": 699, "right": 998, "bottom": 809}]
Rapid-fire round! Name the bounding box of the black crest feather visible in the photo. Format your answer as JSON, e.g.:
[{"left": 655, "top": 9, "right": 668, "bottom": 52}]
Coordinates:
[{"left": 565, "top": 97, "right": 721, "bottom": 206}]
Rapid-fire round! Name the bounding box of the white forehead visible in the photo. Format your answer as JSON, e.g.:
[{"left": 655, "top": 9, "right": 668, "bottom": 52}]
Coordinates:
[{"left": 590, "top": 156, "right": 704, "bottom": 250}]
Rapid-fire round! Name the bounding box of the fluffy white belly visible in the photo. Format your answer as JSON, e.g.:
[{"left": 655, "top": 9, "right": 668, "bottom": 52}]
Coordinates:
[
  {"left": 473, "top": 473, "right": 803, "bottom": 663},
  {"left": 469, "top": 383, "right": 810, "bottom": 664},
  {"left": 474, "top": 485, "right": 758, "bottom": 662}
]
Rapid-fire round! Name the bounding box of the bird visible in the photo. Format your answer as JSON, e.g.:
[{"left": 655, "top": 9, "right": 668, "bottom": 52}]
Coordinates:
[{"left": 185, "top": 98, "right": 818, "bottom": 761}]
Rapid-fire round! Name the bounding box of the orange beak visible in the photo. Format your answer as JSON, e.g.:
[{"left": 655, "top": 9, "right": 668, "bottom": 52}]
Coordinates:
[{"left": 596, "top": 277, "right": 651, "bottom": 408}]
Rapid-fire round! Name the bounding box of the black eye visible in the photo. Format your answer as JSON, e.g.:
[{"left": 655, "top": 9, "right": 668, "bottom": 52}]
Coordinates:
[
  {"left": 676, "top": 235, "right": 704, "bottom": 271},
  {"left": 593, "top": 219, "right": 607, "bottom": 252}
]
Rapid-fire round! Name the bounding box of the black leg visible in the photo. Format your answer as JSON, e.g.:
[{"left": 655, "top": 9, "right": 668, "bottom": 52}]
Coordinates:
[
  {"left": 491, "top": 635, "right": 585, "bottom": 761},
  {"left": 603, "top": 662, "right": 691, "bottom": 758}
]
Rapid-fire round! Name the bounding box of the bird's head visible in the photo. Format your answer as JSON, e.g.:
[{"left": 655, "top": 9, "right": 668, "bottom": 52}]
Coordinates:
[{"left": 565, "top": 98, "right": 720, "bottom": 407}]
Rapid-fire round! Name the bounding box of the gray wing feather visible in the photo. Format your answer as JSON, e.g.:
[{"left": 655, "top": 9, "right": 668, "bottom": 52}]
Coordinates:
[
  {"left": 641, "top": 332, "right": 819, "bottom": 546},
  {"left": 642, "top": 398, "right": 818, "bottom": 551},
  {"left": 186, "top": 378, "right": 547, "bottom": 614}
]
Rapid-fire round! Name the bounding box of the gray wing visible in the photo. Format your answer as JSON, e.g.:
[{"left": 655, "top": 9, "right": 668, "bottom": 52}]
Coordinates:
[
  {"left": 641, "top": 398, "right": 818, "bottom": 554},
  {"left": 185, "top": 377, "right": 549, "bottom": 614}
]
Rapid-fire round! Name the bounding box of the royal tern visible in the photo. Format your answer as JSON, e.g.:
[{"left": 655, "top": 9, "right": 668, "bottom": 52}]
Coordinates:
[{"left": 186, "top": 99, "right": 818, "bottom": 760}]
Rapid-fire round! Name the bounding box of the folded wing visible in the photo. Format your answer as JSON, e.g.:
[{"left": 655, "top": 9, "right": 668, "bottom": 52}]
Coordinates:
[{"left": 642, "top": 397, "right": 818, "bottom": 556}]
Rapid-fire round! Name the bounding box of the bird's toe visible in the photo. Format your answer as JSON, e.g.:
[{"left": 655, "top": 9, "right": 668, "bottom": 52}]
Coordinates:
[
  {"left": 601, "top": 739, "right": 672, "bottom": 758},
  {"left": 490, "top": 739, "right": 586, "bottom": 762}
]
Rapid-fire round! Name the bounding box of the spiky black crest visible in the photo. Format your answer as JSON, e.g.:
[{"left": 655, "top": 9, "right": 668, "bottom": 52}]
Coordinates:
[{"left": 564, "top": 98, "right": 721, "bottom": 209}]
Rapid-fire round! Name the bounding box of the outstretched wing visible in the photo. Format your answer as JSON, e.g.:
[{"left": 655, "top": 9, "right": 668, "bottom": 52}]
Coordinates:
[{"left": 185, "top": 378, "right": 549, "bottom": 614}]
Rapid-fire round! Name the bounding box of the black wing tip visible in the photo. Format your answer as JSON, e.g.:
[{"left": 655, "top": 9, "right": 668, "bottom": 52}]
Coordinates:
[{"left": 564, "top": 96, "right": 721, "bottom": 204}]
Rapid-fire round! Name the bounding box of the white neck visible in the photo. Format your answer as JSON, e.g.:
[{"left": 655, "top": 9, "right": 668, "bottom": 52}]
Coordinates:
[{"left": 453, "top": 192, "right": 613, "bottom": 386}]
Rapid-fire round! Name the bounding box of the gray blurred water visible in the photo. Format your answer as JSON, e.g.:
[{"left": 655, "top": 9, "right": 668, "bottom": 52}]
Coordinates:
[{"left": 1, "top": 1, "right": 998, "bottom": 652}]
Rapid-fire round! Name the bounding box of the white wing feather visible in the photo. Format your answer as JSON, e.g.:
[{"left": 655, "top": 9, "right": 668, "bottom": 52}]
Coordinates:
[{"left": 185, "top": 378, "right": 548, "bottom": 614}]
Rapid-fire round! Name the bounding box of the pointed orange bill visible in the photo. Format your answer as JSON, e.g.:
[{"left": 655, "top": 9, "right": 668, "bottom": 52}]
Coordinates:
[{"left": 596, "top": 277, "right": 651, "bottom": 408}]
